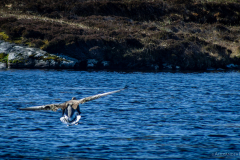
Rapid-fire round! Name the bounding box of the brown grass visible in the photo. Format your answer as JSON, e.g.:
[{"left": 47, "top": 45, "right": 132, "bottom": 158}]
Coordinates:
[{"left": 0, "top": 0, "right": 240, "bottom": 69}]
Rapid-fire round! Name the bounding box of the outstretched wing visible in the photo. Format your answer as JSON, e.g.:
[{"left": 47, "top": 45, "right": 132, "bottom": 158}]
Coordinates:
[
  {"left": 19, "top": 103, "right": 64, "bottom": 111},
  {"left": 77, "top": 86, "right": 128, "bottom": 104},
  {"left": 19, "top": 86, "right": 128, "bottom": 111}
]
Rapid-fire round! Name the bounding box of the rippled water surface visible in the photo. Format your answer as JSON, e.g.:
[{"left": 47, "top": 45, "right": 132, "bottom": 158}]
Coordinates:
[{"left": 1, "top": 69, "right": 240, "bottom": 159}]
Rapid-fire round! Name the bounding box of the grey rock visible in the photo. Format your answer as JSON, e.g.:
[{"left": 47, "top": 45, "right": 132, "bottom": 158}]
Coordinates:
[
  {"left": 0, "top": 41, "right": 79, "bottom": 69},
  {"left": 0, "top": 62, "right": 7, "bottom": 69},
  {"left": 176, "top": 66, "right": 180, "bottom": 69},
  {"left": 150, "top": 64, "right": 159, "bottom": 70},
  {"left": 87, "top": 59, "right": 98, "bottom": 68},
  {"left": 0, "top": 41, "right": 15, "bottom": 53},
  {"left": 57, "top": 54, "right": 78, "bottom": 68},
  {"left": 162, "top": 63, "right": 172, "bottom": 69},
  {"left": 226, "top": 64, "right": 239, "bottom": 69},
  {"left": 102, "top": 61, "right": 110, "bottom": 67},
  {"left": 34, "top": 60, "right": 49, "bottom": 68}
]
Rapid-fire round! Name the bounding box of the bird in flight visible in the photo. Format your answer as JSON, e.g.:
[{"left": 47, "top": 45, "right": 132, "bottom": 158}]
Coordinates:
[{"left": 19, "top": 86, "right": 128, "bottom": 125}]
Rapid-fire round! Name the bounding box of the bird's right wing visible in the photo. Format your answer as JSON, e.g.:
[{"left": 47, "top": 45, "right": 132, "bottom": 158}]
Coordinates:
[
  {"left": 77, "top": 86, "right": 128, "bottom": 104},
  {"left": 19, "top": 103, "right": 63, "bottom": 112}
]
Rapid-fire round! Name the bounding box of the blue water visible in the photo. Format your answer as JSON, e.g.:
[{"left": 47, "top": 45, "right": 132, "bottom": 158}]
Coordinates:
[{"left": 0, "top": 69, "right": 240, "bottom": 159}]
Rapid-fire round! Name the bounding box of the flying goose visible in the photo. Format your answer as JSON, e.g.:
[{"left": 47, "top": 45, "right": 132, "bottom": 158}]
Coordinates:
[{"left": 19, "top": 86, "right": 128, "bottom": 125}]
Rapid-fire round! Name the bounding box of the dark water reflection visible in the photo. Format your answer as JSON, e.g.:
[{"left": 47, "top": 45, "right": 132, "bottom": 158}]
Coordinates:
[{"left": 1, "top": 69, "right": 240, "bottom": 159}]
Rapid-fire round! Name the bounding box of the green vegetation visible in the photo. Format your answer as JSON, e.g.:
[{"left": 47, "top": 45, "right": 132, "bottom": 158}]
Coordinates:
[
  {"left": 0, "top": 53, "right": 8, "bottom": 63},
  {"left": 40, "top": 40, "right": 50, "bottom": 50},
  {"left": 8, "top": 59, "right": 24, "bottom": 64},
  {"left": 12, "top": 37, "right": 23, "bottom": 44},
  {"left": 0, "top": 31, "right": 23, "bottom": 44},
  {"left": 8, "top": 53, "right": 26, "bottom": 64},
  {"left": 42, "top": 53, "right": 65, "bottom": 62},
  {"left": 0, "top": 32, "right": 9, "bottom": 41}
]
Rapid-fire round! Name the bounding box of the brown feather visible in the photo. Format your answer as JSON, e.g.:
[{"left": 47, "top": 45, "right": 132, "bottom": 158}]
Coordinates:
[{"left": 19, "top": 86, "right": 128, "bottom": 111}]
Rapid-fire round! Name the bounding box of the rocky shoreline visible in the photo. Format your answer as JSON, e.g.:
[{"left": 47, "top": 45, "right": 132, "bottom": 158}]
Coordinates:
[
  {"left": 0, "top": 40, "right": 113, "bottom": 70},
  {"left": 0, "top": 40, "right": 239, "bottom": 70},
  {"left": 0, "top": 40, "right": 79, "bottom": 69}
]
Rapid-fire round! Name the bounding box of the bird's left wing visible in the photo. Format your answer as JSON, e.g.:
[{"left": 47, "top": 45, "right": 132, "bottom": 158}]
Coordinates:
[
  {"left": 77, "top": 86, "right": 128, "bottom": 105},
  {"left": 19, "top": 103, "right": 64, "bottom": 111}
]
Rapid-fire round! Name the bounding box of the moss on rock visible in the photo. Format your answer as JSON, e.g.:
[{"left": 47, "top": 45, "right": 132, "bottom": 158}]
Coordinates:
[
  {"left": 0, "top": 53, "right": 8, "bottom": 63},
  {"left": 0, "top": 32, "right": 9, "bottom": 41}
]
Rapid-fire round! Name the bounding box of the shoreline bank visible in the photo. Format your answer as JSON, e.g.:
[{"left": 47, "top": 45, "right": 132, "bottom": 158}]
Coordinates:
[{"left": 0, "top": 0, "right": 240, "bottom": 70}]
